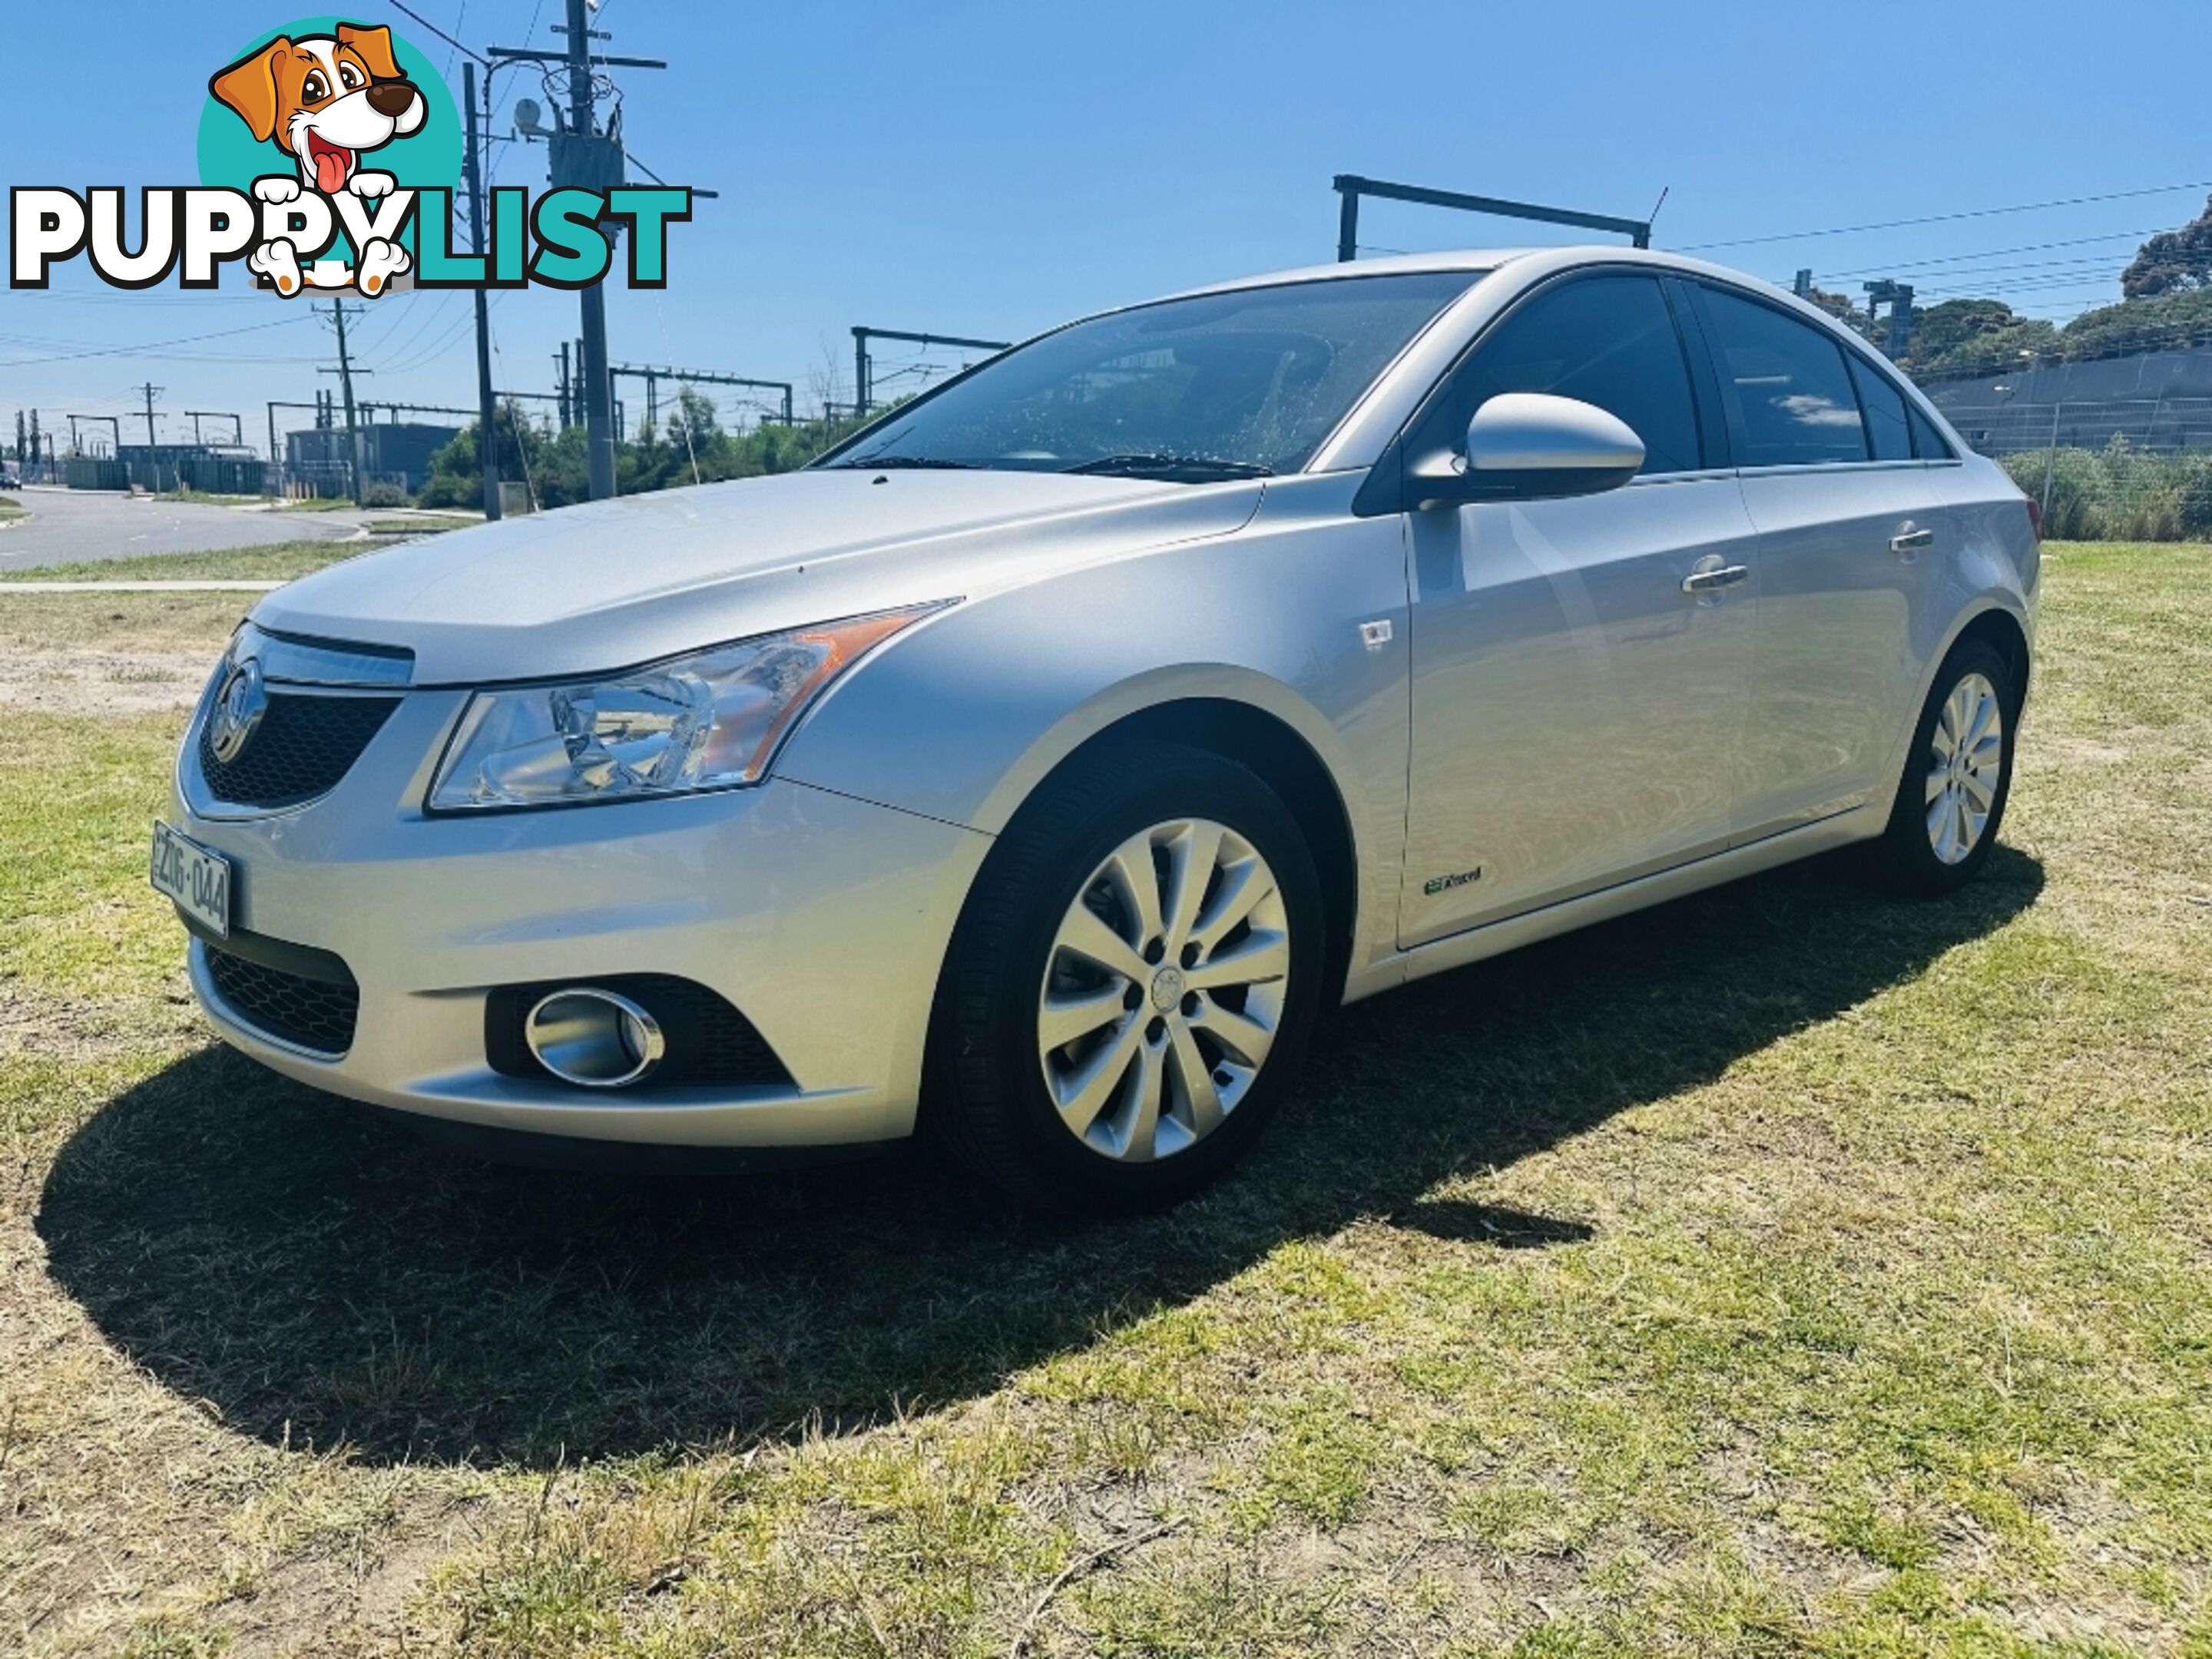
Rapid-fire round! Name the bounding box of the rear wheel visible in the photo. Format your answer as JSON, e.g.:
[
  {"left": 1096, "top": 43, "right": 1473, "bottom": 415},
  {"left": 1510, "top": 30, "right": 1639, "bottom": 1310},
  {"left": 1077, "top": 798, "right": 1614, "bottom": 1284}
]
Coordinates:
[
  {"left": 1866, "top": 637, "right": 2019, "bottom": 896},
  {"left": 926, "top": 740, "right": 1324, "bottom": 1211}
]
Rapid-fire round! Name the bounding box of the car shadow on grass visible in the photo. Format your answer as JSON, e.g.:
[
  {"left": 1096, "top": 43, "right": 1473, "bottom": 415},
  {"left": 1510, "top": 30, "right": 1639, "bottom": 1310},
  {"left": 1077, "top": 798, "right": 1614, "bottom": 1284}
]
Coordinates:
[{"left": 38, "top": 847, "right": 2041, "bottom": 1466}]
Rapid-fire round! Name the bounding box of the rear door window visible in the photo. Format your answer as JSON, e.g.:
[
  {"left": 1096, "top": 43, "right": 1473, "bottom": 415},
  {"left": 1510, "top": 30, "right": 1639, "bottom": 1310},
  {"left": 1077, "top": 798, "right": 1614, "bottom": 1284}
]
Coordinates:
[{"left": 1697, "top": 286, "right": 1870, "bottom": 468}]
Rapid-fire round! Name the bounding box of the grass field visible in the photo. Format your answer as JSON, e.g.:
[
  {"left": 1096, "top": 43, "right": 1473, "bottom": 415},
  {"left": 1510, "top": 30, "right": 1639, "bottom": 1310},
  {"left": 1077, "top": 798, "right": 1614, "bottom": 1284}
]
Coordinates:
[{"left": 2, "top": 542, "right": 2208, "bottom": 1657}]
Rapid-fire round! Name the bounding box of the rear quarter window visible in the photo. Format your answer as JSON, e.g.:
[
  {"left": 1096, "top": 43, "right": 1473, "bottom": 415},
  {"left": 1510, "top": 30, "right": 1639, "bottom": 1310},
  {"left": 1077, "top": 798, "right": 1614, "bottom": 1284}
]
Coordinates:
[
  {"left": 1909, "top": 401, "right": 1955, "bottom": 461},
  {"left": 1846, "top": 353, "right": 1914, "bottom": 462}
]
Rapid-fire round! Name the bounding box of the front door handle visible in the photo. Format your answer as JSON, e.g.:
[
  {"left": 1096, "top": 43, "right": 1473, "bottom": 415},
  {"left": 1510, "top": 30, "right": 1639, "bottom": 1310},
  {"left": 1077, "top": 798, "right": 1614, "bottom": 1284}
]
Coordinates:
[
  {"left": 1890, "top": 526, "right": 1936, "bottom": 555},
  {"left": 1681, "top": 563, "right": 1750, "bottom": 595}
]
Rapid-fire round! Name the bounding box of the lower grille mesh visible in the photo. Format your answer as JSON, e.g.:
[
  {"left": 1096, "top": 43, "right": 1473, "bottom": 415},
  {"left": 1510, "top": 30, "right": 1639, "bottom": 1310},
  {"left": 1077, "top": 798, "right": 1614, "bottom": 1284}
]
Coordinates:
[{"left": 204, "top": 944, "right": 360, "bottom": 1055}]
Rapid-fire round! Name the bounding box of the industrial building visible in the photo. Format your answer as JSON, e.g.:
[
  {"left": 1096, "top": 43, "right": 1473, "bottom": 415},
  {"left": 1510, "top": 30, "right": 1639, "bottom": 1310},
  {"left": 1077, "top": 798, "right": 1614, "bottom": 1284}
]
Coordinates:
[{"left": 285, "top": 419, "right": 462, "bottom": 497}]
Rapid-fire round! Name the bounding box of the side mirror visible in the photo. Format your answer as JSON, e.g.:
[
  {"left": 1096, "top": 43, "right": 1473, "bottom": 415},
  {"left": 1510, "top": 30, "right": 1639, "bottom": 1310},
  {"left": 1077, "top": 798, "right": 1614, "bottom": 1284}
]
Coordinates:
[{"left": 1411, "top": 392, "right": 1644, "bottom": 508}]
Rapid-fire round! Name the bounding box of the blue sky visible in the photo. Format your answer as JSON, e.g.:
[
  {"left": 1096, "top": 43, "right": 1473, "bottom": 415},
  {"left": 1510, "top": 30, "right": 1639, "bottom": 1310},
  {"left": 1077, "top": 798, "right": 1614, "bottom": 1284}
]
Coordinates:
[{"left": 5, "top": 0, "right": 2208, "bottom": 451}]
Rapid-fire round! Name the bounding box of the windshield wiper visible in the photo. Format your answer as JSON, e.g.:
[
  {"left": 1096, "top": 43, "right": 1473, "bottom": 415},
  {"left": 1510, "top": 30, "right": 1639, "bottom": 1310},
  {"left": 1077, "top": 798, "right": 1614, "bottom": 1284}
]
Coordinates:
[
  {"left": 1063, "top": 453, "right": 1274, "bottom": 482},
  {"left": 832, "top": 455, "right": 979, "bottom": 470}
]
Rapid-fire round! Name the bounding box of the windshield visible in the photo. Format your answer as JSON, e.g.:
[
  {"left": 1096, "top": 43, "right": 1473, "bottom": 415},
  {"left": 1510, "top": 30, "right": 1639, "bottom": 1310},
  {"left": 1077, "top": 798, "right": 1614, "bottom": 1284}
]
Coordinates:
[{"left": 822, "top": 270, "right": 1481, "bottom": 480}]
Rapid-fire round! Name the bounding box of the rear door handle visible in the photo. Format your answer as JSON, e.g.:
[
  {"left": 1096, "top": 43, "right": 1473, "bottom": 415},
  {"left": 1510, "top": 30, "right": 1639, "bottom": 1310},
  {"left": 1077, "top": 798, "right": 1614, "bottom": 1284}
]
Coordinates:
[
  {"left": 1889, "top": 527, "right": 1936, "bottom": 554},
  {"left": 1681, "top": 564, "right": 1750, "bottom": 594}
]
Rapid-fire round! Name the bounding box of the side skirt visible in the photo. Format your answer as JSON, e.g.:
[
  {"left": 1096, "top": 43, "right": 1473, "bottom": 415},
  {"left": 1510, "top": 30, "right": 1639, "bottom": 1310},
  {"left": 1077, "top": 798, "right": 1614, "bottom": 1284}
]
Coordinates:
[{"left": 1340, "top": 804, "right": 1884, "bottom": 1005}]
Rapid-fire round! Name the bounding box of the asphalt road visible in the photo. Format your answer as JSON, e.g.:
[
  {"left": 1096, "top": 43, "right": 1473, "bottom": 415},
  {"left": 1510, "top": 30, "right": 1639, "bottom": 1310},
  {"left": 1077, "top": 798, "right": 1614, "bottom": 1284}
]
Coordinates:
[{"left": 0, "top": 488, "right": 370, "bottom": 572}]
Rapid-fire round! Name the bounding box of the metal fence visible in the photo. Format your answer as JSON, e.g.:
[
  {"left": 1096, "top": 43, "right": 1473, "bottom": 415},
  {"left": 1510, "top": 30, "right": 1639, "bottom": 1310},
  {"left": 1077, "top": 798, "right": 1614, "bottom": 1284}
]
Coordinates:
[
  {"left": 1935, "top": 396, "right": 2212, "bottom": 541},
  {"left": 1938, "top": 396, "right": 2212, "bottom": 460}
]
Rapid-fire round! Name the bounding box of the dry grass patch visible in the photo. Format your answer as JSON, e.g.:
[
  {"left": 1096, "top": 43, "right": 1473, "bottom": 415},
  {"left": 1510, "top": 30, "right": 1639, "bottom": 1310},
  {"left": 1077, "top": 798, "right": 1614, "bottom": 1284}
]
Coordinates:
[
  {"left": 0, "top": 540, "right": 369, "bottom": 586},
  {"left": 0, "top": 592, "right": 246, "bottom": 656}
]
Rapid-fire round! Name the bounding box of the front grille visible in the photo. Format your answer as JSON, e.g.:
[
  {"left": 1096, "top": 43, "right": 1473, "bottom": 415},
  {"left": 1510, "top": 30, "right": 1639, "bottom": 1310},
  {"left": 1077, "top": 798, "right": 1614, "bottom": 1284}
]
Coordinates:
[
  {"left": 485, "top": 974, "right": 794, "bottom": 1090},
  {"left": 204, "top": 942, "right": 360, "bottom": 1055},
  {"left": 197, "top": 691, "right": 400, "bottom": 809}
]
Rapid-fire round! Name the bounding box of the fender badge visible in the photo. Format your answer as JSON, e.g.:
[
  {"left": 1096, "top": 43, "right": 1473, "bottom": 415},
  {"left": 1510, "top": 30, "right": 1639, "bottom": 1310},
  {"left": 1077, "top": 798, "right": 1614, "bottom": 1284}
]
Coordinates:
[{"left": 1423, "top": 867, "right": 1483, "bottom": 896}]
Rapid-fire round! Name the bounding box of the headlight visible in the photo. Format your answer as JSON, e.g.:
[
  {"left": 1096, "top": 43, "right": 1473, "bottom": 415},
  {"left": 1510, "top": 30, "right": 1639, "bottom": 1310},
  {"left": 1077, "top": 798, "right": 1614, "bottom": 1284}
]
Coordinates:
[{"left": 427, "top": 605, "right": 942, "bottom": 810}]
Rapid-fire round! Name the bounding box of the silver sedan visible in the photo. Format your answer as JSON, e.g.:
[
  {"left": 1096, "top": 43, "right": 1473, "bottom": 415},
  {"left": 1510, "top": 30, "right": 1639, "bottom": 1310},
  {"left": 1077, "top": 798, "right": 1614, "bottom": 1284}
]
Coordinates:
[{"left": 157, "top": 247, "right": 2037, "bottom": 1209}]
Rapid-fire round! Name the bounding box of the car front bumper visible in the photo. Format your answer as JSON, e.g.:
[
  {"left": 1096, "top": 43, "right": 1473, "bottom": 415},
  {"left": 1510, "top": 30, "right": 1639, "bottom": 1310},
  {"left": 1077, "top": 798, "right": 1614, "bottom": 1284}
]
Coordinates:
[{"left": 171, "top": 684, "right": 992, "bottom": 1149}]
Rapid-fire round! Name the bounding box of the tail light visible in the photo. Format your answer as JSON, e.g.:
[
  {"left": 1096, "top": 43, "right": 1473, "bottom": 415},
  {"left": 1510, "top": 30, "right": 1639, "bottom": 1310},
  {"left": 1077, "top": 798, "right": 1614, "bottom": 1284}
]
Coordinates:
[{"left": 2025, "top": 495, "right": 2043, "bottom": 543}]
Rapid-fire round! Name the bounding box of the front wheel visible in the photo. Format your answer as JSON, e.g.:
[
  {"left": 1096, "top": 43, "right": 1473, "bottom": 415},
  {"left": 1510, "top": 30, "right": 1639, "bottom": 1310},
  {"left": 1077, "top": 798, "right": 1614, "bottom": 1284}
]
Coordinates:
[
  {"left": 1866, "top": 636, "right": 2020, "bottom": 896},
  {"left": 926, "top": 740, "right": 1325, "bottom": 1212}
]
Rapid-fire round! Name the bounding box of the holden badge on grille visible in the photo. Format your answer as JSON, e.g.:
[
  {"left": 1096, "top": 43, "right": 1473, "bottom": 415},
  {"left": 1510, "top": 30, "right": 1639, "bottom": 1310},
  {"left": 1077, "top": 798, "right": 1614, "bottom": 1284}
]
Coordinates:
[{"left": 208, "top": 658, "right": 269, "bottom": 764}]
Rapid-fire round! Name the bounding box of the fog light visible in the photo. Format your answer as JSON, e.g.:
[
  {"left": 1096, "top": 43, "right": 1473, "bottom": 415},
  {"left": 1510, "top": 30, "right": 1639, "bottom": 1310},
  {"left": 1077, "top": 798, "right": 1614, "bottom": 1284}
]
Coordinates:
[{"left": 524, "top": 988, "right": 665, "bottom": 1088}]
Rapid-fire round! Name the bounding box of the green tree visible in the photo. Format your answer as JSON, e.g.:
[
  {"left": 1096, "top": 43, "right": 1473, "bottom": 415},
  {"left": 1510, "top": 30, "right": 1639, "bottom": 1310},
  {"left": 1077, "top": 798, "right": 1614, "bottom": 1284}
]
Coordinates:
[
  {"left": 2121, "top": 194, "right": 2212, "bottom": 298},
  {"left": 1802, "top": 286, "right": 1879, "bottom": 344},
  {"left": 2055, "top": 285, "right": 2212, "bottom": 362},
  {"left": 416, "top": 402, "right": 547, "bottom": 508},
  {"left": 1900, "top": 299, "right": 2061, "bottom": 379}
]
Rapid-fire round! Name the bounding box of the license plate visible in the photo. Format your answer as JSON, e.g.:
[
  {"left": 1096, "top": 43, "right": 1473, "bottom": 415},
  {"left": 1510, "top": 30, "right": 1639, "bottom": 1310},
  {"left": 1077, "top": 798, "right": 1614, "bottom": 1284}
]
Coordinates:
[{"left": 151, "top": 821, "right": 232, "bottom": 939}]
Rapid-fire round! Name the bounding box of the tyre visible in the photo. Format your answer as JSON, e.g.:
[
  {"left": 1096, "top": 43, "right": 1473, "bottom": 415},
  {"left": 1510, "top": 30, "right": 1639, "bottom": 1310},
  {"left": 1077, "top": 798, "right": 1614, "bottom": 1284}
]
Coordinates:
[
  {"left": 1866, "top": 636, "right": 2020, "bottom": 896},
  {"left": 926, "top": 739, "right": 1326, "bottom": 1212}
]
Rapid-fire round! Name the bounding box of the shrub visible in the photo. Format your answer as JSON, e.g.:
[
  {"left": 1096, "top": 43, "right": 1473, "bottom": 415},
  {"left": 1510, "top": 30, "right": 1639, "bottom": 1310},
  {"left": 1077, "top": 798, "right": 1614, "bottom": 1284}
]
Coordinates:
[
  {"left": 1999, "top": 439, "right": 2207, "bottom": 541},
  {"left": 2177, "top": 454, "right": 2212, "bottom": 540}
]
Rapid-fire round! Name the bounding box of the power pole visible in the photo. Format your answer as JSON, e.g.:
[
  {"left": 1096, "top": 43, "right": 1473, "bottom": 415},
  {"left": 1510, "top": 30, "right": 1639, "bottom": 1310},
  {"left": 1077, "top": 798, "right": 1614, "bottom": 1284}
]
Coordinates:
[
  {"left": 492, "top": 6, "right": 667, "bottom": 499},
  {"left": 612, "top": 364, "right": 796, "bottom": 431},
  {"left": 68, "top": 414, "right": 121, "bottom": 457},
  {"left": 565, "top": 0, "right": 616, "bottom": 498},
  {"left": 464, "top": 59, "right": 502, "bottom": 521},
  {"left": 134, "top": 382, "right": 164, "bottom": 449},
  {"left": 849, "top": 328, "right": 1010, "bottom": 419},
  {"left": 556, "top": 343, "right": 573, "bottom": 429},
  {"left": 323, "top": 296, "right": 365, "bottom": 502},
  {"left": 185, "top": 410, "right": 243, "bottom": 445}
]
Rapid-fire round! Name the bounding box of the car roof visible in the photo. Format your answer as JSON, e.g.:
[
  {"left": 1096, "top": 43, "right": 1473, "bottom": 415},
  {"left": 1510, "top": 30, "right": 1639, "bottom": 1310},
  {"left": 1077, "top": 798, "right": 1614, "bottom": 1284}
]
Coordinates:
[
  {"left": 1153, "top": 244, "right": 1806, "bottom": 303},
  {"left": 1163, "top": 248, "right": 1528, "bottom": 296}
]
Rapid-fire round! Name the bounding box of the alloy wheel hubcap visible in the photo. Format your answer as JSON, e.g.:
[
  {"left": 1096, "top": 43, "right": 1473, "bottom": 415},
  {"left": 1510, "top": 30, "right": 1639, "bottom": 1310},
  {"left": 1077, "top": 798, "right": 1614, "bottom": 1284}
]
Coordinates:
[
  {"left": 1038, "top": 817, "right": 1290, "bottom": 1162},
  {"left": 1925, "top": 671, "right": 2003, "bottom": 866}
]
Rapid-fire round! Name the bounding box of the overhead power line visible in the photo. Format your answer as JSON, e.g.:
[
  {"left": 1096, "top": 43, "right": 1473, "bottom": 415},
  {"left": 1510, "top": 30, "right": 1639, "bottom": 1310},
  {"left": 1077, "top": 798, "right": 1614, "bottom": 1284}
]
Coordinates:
[
  {"left": 442, "top": 0, "right": 469, "bottom": 80},
  {"left": 1823, "top": 253, "right": 2149, "bottom": 296},
  {"left": 0, "top": 314, "right": 314, "bottom": 369},
  {"left": 1810, "top": 228, "right": 2165, "bottom": 283},
  {"left": 1681, "top": 179, "right": 2212, "bottom": 252},
  {"left": 384, "top": 0, "right": 488, "bottom": 67}
]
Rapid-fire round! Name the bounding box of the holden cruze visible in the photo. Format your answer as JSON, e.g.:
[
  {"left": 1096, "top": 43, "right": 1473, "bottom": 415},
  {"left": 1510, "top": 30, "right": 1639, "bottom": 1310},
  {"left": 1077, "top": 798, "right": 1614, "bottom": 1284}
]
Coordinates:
[{"left": 157, "top": 247, "right": 2037, "bottom": 1209}]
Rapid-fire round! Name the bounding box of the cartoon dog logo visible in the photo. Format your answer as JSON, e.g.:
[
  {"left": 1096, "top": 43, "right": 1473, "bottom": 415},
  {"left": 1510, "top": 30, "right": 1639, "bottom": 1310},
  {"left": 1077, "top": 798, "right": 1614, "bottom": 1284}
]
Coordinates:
[{"left": 208, "top": 23, "right": 425, "bottom": 296}]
